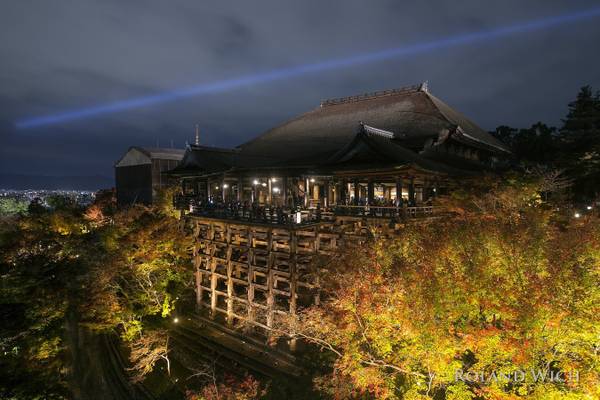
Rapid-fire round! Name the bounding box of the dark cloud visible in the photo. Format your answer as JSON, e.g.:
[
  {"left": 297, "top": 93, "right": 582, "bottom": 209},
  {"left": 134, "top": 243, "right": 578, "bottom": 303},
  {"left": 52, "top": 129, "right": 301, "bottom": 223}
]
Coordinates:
[{"left": 1, "top": 0, "right": 599, "bottom": 181}]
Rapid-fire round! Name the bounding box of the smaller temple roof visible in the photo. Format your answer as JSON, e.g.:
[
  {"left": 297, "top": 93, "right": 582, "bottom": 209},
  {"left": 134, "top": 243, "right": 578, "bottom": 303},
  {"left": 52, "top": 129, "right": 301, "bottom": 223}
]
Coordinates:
[
  {"left": 115, "top": 146, "right": 185, "bottom": 167},
  {"left": 325, "top": 124, "right": 473, "bottom": 176}
]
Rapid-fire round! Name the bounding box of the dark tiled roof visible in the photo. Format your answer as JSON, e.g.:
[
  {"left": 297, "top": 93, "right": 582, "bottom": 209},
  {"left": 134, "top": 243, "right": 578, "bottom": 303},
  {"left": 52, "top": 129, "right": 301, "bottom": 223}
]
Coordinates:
[
  {"left": 236, "top": 83, "right": 510, "bottom": 166},
  {"left": 137, "top": 147, "right": 186, "bottom": 160},
  {"left": 326, "top": 128, "right": 472, "bottom": 176}
]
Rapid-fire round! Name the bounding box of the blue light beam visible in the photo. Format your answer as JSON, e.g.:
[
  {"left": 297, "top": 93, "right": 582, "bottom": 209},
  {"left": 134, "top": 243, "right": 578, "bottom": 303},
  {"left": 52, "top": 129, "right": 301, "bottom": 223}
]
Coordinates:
[{"left": 16, "top": 7, "right": 600, "bottom": 129}]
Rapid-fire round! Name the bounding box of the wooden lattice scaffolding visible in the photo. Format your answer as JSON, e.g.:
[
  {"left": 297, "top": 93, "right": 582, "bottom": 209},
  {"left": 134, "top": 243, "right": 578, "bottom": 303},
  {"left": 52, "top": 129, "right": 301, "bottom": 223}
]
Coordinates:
[{"left": 191, "top": 218, "right": 344, "bottom": 333}]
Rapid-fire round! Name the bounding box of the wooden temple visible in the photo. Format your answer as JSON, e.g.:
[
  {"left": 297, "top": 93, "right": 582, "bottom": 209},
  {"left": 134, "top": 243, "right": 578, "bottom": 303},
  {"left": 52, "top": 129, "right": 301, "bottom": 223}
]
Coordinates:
[{"left": 169, "top": 83, "right": 511, "bottom": 339}]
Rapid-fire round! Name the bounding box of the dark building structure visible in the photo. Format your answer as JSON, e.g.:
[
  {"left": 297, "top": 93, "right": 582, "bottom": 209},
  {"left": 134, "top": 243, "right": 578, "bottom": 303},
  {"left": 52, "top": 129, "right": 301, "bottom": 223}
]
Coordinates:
[
  {"left": 115, "top": 147, "right": 184, "bottom": 206},
  {"left": 168, "top": 83, "right": 512, "bottom": 344},
  {"left": 171, "top": 83, "right": 510, "bottom": 214}
]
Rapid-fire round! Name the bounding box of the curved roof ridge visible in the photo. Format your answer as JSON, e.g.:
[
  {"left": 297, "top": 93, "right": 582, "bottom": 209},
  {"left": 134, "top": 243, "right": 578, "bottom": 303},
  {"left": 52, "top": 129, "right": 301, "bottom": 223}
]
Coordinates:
[
  {"left": 320, "top": 84, "right": 423, "bottom": 107},
  {"left": 423, "top": 91, "right": 511, "bottom": 152}
]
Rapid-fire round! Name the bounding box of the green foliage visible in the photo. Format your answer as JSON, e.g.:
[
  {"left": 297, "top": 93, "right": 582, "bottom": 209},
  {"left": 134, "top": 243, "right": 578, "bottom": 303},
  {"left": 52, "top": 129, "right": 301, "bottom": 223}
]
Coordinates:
[
  {"left": 0, "top": 198, "right": 192, "bottom": 397},
  {"left": 46, "top": 194, "right": 77, "bottom": 211},
  {"left": 0, "top": 198, "right": 29, "bottom": 215},
  {"left": 0, "top": 207, "right": 87, "bottom": 398}
]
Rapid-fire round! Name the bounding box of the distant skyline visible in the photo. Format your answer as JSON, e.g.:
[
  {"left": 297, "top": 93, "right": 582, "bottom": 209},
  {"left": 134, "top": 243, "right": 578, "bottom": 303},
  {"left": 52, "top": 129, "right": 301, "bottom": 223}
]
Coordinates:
[{"left": 2, "top": 0, "right": 600, "bottom": 180}]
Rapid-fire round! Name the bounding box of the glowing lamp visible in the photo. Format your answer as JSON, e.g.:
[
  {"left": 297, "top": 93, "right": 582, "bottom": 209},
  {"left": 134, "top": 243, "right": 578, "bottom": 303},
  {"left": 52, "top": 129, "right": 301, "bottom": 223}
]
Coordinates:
[
  {"left": 253, "top": 179, "right": 259, "bottom": 185},
  {"left": 310, "top": 178, "right": 315, "bottom": 183},
  {"left": 574, "top": 212, "right": 581, "bottom": 218},
  {"left": 173, "top": 317, "right": 179, "bottom": 323},
  {"left": 586, "top": 205, "right": 592, "bottom": 210}
]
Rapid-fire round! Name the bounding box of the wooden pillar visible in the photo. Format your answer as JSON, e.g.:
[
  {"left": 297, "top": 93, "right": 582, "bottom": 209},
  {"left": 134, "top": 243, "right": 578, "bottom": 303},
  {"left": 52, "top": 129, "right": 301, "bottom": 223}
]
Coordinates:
[
  {"left": 304, "top": 178, "right": 310, "bottom": 207},
  {"left": 367, "top": 179, "right": 374, "bottom": 205},
  {"left": 340, "top": 179, "right": 347, "bottom": 205},
  {"left": 210, "top": 262, "right": 217, "bottom": 317},
  {"left": 226, "top": 237, "right": 234, "bottom": 325},
  {"left": 395, "top": 178, "right": 403, "bottom": 206},
  {"left": 206, "top": 180, "right": 211, "bottom": 202},
  {"left": 266, "top": 230, "right": 275, "bottom": 343},
  {"left": 282, "top": 176, "right": 288, "bottom": 207},
  {"left": 353, "top": 179, "right": 359, "bottom": 205},
  {"left": 323, "top": 180, "right": 329, "bottom": 208},
  {"left": 246, "top": 228, "right": 255, "bottom": 324},
  {"left": 194, "top": 245, "right": 202, "bottom": 310},
  {"left": 289, "top": 230, "right": 298, "bottom": 351},
  {"left": 267, "top": 178, "right": 273, "bottom": 205},
  {"left": 237, "top": 176, "right": 243, "bottom": 201},
  {"left": 409, "top": 177, "right": 415, "bottom": 206}
]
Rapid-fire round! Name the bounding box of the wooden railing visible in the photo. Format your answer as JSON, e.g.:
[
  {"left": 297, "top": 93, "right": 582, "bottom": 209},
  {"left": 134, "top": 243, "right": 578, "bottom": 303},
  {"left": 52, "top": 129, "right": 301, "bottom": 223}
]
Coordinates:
[
  {"left": 333, "top": 204, "right": 435, "bottom": 218},
  {"left": 175, "top": 194, "right": 438, "bottom": 225}
]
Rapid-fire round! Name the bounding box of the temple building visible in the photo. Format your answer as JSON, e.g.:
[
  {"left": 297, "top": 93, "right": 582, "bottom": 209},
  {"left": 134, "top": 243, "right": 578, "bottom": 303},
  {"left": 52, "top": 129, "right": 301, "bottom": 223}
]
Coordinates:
[
  {"left": 115, "top": 146, "right": 185, "bottom": 206},
  {"left": 171, "top": 83, "right": 510, "bottom": 219},
  {"left": 169, "top": 83, "right": 512, "bottom": 340}
]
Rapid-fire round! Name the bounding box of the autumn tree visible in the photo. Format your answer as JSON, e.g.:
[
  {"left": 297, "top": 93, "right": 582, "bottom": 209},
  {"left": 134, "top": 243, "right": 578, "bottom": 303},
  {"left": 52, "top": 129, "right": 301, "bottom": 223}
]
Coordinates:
[
  {"left": 0, "top": 203, "right": 88, "bottom": 398},
  {"left": 290, "top": 174, "right": 600, "bottom": 399},
  {"left": 78, "top": 202, "right": 193, "bottom": 380}
]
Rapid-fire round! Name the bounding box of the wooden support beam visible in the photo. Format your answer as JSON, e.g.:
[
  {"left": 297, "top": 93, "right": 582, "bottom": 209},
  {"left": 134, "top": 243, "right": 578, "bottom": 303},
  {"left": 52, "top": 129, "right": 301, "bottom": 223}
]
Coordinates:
[
  {"left": 226, "top": 225, "right": 234, "bottom": 325},
  {"left": 396, "top": 177, "right": 403, "bottom": 206},
  {"left": 367, "top": 179, "right": 374, "bottom": 205},
  {"left": 282, "top": 176, "right": 288, "bottom": 207},
  {"left": 267, "top": 178, "right": 272, "bottom": 205},
  {"left": 304, "top": 178, "right": 310, "bottom": 207},
  {"left": 237, "top": 176, "right": 243, "bottom": 202},
  {"left": 247, "top": 227, "right": 255, "bottom": 324}
]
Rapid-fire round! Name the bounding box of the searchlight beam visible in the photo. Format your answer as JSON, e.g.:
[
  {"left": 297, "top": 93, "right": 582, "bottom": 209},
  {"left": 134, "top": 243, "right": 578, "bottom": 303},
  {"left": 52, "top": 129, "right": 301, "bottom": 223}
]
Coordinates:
[{"left": 15, "top": 7, "right": 600, "bottom": 129}]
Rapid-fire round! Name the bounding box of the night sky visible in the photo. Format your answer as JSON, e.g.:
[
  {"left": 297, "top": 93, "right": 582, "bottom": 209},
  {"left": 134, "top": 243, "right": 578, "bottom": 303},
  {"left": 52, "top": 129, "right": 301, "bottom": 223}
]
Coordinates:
[{"left": 1, "top": 0, "right": 600, "bottom": 186}]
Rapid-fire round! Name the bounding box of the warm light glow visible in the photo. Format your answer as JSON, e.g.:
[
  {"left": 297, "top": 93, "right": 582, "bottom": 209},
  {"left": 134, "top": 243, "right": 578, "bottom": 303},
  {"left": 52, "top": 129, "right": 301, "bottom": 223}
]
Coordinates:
[
  {"left": 310, "top": 178, "right": 315, "bottom": 183},
  {"left": 574, "top": 212, "right": 581, "bottom": 218},
  {"left": 173, "top": 317, "right": 179, "bottom": 323},
  {"left": 271, "top": 178, "right": 277, "bottom": 182},
  {"left": 215, "top": 186, "right": 219, "bottom": 189},
  {"left": 261, "top": 182, "right": 267, "bottom": 187},
  {"left": 253, "top": 179, "right": 259, "bottom": 185},
  {"left": 223, "top": 184, "right": 229, "bottom": 188},
  {"left": 587, "top": 205, "right": 592, "bottom": 210},
  {"left": 273, "top": 187, "right": 280, "bottom": 193}
]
